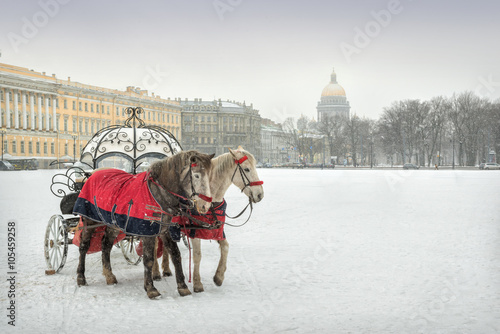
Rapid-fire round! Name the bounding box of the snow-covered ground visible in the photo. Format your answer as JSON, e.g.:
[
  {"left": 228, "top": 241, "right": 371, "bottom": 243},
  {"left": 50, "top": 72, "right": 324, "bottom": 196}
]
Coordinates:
[{"left": 1, "top": 168, "right": 499, "bottom": 333}]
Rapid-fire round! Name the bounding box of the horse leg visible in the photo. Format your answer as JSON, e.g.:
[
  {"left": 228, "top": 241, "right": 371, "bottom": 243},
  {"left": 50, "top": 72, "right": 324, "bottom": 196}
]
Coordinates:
[
  {"left": 161, "top": 233, "right": 191, "bottom": 296},
  {"left": 192, "top": 238, "right": 204, "bottom": 293},
  {"left": 161, "top": 244, "right": 172, "bottom": 277},
  {"left": 214, "top": 239, "right": 229, "bottom": 286},
  {"left": 152, "top": 237, "right": 162, "bottom": 281},
  {"left": 101, "top": 227, "right": 120, "bottom": 285},
  {"left": 76, "top": 220, "right": 95, "bottom": 286},
  {"left": 142, "top": 236, "right": 161, "bottom": 299}
]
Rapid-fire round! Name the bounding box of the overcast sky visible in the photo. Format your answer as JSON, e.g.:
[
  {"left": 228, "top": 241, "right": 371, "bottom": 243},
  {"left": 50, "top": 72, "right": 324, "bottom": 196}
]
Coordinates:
[{"left": 1, "top": 0, "right": 499, "bottom": 123}]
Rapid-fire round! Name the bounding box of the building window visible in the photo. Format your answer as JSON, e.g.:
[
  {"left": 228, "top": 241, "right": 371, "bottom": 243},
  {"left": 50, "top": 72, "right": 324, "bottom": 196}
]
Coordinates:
[
  {"left": 64, "top": 99, "right": 67, "bottom": 109},
  {"left": 64, "top": 143, "right": 68, "bottom": 155},
  {"left": 28, "top": 142, "right": 33, "bottom": 154},
  {"left": 91, "top": 104, "right": 94, "bottom": 113},
  {"left": 64, "top": 118, "right": 68, "bottom": 132},
  {"left": 79, "top": 119, "right": 83, "bottom": 133},
  {"left": 51, "top": 142, "right": 55, "bottom": 155},
  {"left": 20, "top": 141, "right": 25, "bottom": 154},
  {"left": 96, "top": 105, "right": 99, "bottom": 113},
  {"left": 85, "top": 103, "right": 88, "bottom": 112},
  {"left": 73, "top": 101, "right": 76, "bottom": 110},
  {"left": 36, "top": 142, "right": 40, "bottom": 154},
  {"left": 116, "top": 107, "right": 119, "bottom": 116},
  {"left": 107, "top": 106, "right": 110, "bottom": 114},
  {"left": 12, "top": 141, "right": 16, "bottom": 154},
  {"left": 85, "top": 120, "right": 89, "bottom": 134},
  {"left": 79, "top": 102, "right": 82, "bottom": 111},
  {"left": 44, "top": 142, "right": 48, "bottom": 154}
]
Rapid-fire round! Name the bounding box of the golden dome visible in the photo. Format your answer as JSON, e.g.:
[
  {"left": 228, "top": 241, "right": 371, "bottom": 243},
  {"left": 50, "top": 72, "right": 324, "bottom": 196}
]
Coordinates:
[
  {"left": 321, "top": 83, "right": 346, "bottom": 97},
  {"left": 321, "top": 68, "right": 346, "bottom": 97}
]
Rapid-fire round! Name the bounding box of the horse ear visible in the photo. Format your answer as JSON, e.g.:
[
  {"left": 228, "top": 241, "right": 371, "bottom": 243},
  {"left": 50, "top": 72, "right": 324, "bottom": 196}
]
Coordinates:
[
  {"left": 228, "top": 148, "right": 237, "bottom": 158},
  {"left": 237, "top": 145, "right": 244, "bottom": 151},
  {"left": 209, "top": 153, "right": 215, "bottom": 159}
]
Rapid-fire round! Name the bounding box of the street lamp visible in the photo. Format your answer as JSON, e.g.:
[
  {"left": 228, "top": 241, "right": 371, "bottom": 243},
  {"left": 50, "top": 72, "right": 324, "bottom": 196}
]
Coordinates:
[
  {"left": 1, "top": 128, "right": 6, "bottom": 161},
  {"left": 71, "top": 134, "right": 77, "bottom": 162}
]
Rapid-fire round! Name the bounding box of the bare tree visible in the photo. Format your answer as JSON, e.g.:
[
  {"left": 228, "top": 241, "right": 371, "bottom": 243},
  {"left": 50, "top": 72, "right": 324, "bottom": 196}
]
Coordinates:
[
  {"left": 317, "top": 114, "right": 348, "bottom": 164},
  {"left": 449, "top": 92, "right": 489, "bottom": 166}
]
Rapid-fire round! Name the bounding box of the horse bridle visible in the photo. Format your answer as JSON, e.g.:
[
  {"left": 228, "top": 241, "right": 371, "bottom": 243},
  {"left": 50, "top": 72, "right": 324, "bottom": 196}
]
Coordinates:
[
  {"left": 149, "top": 162, "right": 212, "bottom": 212},
  {"left": 231, "top": 155, "right": 264, "bottom": 193},
  {"left": 224, "top": 155, "right": 264, "bottom": 226}
]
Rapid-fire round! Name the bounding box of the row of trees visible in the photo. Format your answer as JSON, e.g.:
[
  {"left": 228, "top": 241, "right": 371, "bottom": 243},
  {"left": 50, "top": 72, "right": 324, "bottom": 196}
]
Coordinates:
[{"left": 281, "top": 92, "right": 500, "bottom": 166}]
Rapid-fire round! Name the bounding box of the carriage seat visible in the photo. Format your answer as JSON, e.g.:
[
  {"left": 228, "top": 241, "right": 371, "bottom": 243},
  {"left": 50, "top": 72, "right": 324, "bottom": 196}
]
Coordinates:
[{"left": 60, "top": 192, "right": 80, "bottom": 215}]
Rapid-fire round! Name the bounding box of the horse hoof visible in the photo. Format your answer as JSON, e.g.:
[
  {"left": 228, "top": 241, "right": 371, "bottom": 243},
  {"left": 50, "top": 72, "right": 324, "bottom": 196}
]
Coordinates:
[
  {"left": 178, "top": 288, "right": 192, "bottom": 296},
  {"left": 162, "top": 270, "right": 172, "bottom": 277},
  {"left": 77, "top": 275, "right": 87, "bottom": 286},
  {"left": 105, "top": 275, "right": 118, "bottom": 285},
  {"left": 147, "top": 289, "right": 161, "bottom": 299},
  {"left": 213, "top": 275, "right": 224, "bottom": 287},
  {"left": 194, "top": 283, "right": 204, "bottom": 293}
]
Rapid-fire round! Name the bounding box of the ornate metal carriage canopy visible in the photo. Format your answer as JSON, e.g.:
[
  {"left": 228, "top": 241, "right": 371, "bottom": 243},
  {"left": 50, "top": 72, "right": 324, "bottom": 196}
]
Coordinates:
[
  {"left": 80, "top": 106, "right": 182, "bottom": 174},
  {"left": 51, "top": 107, "right": 182, "bottom": 197}
]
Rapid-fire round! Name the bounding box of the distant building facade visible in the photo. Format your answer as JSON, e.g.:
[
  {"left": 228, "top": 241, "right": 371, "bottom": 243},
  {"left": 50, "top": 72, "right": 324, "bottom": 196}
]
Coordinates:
[
  {"left": 181, "top": 98, "right": 262, "bottom": 158},
  {"left": 261, "top": 118, "right": 289, "bottom": 164},
  {"left": 317, "top": 68, "right": 350, "bottom": 121},
  {"left": 0, "top": 63, "right": 181, "bottom": 168}
]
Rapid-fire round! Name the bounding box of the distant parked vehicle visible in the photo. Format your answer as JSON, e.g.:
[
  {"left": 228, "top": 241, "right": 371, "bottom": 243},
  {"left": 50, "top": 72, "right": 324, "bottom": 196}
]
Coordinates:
[
  {"left": 481, "top": 163, "right": 500, "bottom": 170},
  {"left": 403, "top": 163, "right": 419, "bottom": 169},
  {"left": 8, "top": 158, "right": 38, "bottom": 170},
  {"left": 0, "top": 160, "right": 15, "bottom": 171}
]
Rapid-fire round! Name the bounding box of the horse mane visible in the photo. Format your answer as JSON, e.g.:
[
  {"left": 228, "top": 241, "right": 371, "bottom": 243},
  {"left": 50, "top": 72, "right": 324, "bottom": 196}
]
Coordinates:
[
  {"left": 149, "top": 150, "right": 213, "bottom": 191},
  {"left": 212, "top": 149, "right": 256, "bottom": 179}
]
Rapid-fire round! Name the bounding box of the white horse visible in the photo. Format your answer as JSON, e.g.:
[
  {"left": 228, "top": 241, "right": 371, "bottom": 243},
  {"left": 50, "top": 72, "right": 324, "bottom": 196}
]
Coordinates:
[{"left": 157, "top": 147, "right": 264, "bottom": 293}]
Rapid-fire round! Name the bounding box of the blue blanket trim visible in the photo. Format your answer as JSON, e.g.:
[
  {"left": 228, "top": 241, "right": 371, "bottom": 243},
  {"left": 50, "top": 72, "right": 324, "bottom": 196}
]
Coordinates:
[{"left": 73, "top": 197, "right": 161, "bottom": 236}]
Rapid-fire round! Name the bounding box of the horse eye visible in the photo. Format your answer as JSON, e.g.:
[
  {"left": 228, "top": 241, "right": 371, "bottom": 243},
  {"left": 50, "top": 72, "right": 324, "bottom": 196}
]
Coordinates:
[
  {"left": 244, "top": 168, "right": 250, "bottom": 172},
  {"left": 195, "top": 174, "right": 200, "bottom": 179}
]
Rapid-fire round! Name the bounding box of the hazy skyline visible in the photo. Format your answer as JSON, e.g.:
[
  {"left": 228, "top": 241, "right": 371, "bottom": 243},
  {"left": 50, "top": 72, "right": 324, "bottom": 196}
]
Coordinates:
[{"left": 1, "top": 0, "right": 499, "bottom": 123}]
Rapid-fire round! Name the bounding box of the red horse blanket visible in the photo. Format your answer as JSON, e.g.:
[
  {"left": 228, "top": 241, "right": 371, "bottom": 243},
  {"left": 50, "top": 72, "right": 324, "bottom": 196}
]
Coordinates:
[
  {"left": 71, "top": 219, "right": 126, "bottom": 254},
  {"left": 171, "top": 200, "right": 227, "bottom": 240},
  {"left": 73, "top": 169, "right": 163, "bottom": 236}
]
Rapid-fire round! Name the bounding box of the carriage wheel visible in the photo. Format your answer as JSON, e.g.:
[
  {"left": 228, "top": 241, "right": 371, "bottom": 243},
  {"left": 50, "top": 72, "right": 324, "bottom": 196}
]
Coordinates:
[
  {"left": 119, "top": 236, "right": 142, "bottom": 265},
  {"left": 44, "top": 215, "right": 69, "bottom": 274}
]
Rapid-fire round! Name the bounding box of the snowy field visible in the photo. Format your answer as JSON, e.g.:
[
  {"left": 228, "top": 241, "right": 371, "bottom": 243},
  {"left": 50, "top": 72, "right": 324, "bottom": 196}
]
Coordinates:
[{"left": 1, "top": 168, "right": 499, "bottom": 334}]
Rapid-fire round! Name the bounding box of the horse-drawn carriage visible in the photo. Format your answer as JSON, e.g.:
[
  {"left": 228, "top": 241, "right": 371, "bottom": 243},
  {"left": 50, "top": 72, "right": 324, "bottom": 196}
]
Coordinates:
[
  {"left": 44, "top": 107, "right": 183, "bottom": 274},
  {"left": 44, "top": 106, "right": 264, "bottom": 298}
]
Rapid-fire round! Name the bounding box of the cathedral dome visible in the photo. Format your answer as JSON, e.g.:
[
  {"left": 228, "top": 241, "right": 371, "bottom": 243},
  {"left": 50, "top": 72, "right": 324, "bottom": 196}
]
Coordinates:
[{"left": 321, "top": 68, "right": 346, "bottom": 97}]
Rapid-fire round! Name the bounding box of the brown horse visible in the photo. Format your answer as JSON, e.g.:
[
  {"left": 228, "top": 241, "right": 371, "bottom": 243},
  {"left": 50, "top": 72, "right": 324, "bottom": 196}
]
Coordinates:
[
  {"left": 74, "top": 150, "right": 214, "bottom": 299},
  {"left": 158, "top": 148, "right": 264, "bottom": 294}
]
